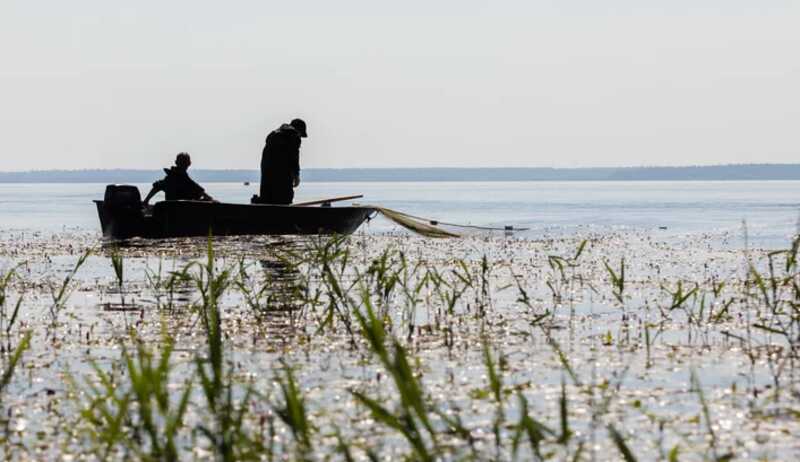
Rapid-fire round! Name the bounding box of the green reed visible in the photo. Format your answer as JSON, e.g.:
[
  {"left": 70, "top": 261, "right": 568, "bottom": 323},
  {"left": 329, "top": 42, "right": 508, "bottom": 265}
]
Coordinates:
[
  {"left": 46, "top": 230, "right": 800, "bottom": 460},
  {"left": 511, "top": 393, "right": 554, "bottom": 461},
  {"left": 0, "top": 330, "right": 31, "bottom": 401},
  {"left": 274, "top": 361, "right": 314, "bottom": 460},
  {"left": 482, "top": 339, "right": 505, "bottom": 457},
  {"left": 608, "top": 425, "right": 638, "bottom": 462},
  {"left": 0, "top": 265, "right": 25, "bottom": 350},
  {"left": 110, "top": 246, "right": 124, "bottom": 292},
  {"left": 78, "top": 327, "right": 191, "bottom": 461},
  {"left": 734, "top": 234, "right": 800, "bottom": 400},
  {"left": 351, "top": 294, "right": 439, "bottom": 461},
  {"left": 48, "top": 249, "right": 90, "bottom": 327},
  {"left": 545, "top": 239, "right": 589, "bottom": 307},
  {"left": 192, "top": 238, "right": 263, "bottom": 461},
  {"left": 603, "top": 257, "right": 626, "bottom": 306}
]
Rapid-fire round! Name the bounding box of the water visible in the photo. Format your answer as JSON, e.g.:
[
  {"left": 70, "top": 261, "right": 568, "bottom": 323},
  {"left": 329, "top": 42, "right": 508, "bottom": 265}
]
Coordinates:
[
  {"left": 2, "top": 181, "right": 800, "bottom": 459},
  {"left": 1, "top": 180, "right": 798, "bottom": 247}
]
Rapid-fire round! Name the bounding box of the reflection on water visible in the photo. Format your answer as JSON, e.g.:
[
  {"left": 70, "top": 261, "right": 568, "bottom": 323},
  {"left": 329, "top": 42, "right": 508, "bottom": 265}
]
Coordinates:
[{"left": 256, "top": 256, "right": 303, "bottom": 314}]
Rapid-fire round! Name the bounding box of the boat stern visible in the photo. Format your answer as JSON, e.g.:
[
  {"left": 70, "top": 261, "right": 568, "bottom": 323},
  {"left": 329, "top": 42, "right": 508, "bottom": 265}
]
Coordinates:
[{"left": 94, "top": 185, "right": 147, "bottom": 239}]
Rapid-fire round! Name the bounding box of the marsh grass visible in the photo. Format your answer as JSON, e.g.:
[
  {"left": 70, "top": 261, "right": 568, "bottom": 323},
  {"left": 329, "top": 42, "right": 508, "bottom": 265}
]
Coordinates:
[
  {"left": 0, "top": 331, "right": 31, "bottom": 400},
  {"left": 110, "top": 247, "right": 124, "bottom": 293},
  {"left": 350, "top": 296, "right": 441, "bottom": 461},
  {"left": 78, "top": 328, "right": 192, "bottom": 461},
  {"left": 3, "top": 230, "right": 799, "bottom": 459},
  {"left": 604, "top": 257, "right": 626, "bottom": 307},
  {"left": 545, "top": 239, "right": 589, "bottom": 306},
  {"left": 0, "top": 265, "right": 25, "bottom": 350},
  {"left": 274, "top": 361, "right": 314, "bottom": 460},
  {"left": 191, "top": 238, "right": 266, "bottom": 461},
  {"left": 0, "top": 265, "right": 33, "bottom": 438},
  {"left": 47, "top": 249, "right": 90, "bottom": 329}
]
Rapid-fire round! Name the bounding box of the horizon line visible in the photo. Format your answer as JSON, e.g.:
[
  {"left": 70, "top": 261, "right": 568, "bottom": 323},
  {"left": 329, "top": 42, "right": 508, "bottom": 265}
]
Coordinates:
[{"left": 3, "top": 162, "right": 800, "bottom": 174}]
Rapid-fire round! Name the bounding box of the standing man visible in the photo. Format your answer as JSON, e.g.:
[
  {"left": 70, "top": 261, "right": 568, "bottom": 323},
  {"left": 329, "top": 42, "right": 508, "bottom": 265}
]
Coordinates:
[{"left": 253, "top": 118, "right": 307, "bottom": 205}]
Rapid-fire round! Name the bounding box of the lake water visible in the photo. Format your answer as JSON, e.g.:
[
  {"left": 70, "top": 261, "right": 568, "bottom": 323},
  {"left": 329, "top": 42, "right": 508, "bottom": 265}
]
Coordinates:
[
  {"left": 2, "top": 180, "right": 800, "bottom": 459},
  {"left": 1, "top": 180, "right": 798, "bottom": 248}
]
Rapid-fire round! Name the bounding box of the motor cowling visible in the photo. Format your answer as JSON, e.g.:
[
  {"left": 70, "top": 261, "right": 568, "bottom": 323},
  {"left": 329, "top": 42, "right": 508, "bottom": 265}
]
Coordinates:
[{"left": 104, "top": 185, "right": 142, "bottom": 208}]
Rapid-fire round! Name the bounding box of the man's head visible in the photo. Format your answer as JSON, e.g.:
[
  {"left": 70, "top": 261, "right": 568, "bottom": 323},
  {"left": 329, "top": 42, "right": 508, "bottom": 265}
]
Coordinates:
[
  {"left": 175, "top": 152, "right": 192, "bottom": 170},
  {"left": 290, "top": 118, "right": 308, "bottom": 138}
]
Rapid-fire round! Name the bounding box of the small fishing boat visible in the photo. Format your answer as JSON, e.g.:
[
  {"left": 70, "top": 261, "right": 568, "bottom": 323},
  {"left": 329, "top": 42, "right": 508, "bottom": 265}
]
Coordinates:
[{"left": 94, "top": 185, "right": 375, "bottom": 239}]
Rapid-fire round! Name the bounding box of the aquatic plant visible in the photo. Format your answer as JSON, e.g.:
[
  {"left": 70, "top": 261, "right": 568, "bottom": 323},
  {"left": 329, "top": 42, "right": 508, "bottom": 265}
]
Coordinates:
[
  {"left": 604, "top": 257, "right": 626, "bottom": 306},
  {"left": 76, "top": 326, "right": 192, "bottom": 461},
  {"left": 47, "top": 249, "right": 90, "bottom": 328},
  {"left": 0, "top": 331, "right": 31, "bottom": 400},
  {"left": 273, "top": 362, "right": 314, "bottom": 460},
  {"left": 0, "top": 265, "right": 25, "bottom": 349},
  {"left": 110, "top": 246, "right": 124, "bottom": 293},
  {"left": 545, "top": 239, "right": 589, "bottom": 305},
  {"left": 511, "top": 393, "right": 554, "bottom": 461},
  {"left": 350, "top": 296, "right": 440, "bottom": 461},
  {"left": 8, "top": 229, "right": 800, "bottom": 459}
]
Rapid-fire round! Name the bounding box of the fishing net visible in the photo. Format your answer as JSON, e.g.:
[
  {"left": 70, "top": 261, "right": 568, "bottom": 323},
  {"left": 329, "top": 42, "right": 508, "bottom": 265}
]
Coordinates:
[{"left": 372, "top": 207, "right": 461, "bottom": 238}]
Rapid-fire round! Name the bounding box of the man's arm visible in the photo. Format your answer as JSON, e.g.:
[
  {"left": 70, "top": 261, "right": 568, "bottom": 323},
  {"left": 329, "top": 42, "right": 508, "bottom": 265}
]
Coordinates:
[
  {"left": 185, "top": 176, "right": 214, "bottom": 201},
  {"left": 291, "top": 137, "right": 301, "bottom": 188},
  {"left": 142, "top": 180, "right": 164, "bottom": 205}
]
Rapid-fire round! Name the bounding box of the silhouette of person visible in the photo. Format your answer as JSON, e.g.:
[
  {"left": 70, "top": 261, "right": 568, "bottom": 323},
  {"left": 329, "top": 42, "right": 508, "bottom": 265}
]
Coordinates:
[
  {"left": 143, "top": 152, "right": 215, "bottom": 204},
  {"left": 253, "top": 118, "right": 307, "bottom": 205}
]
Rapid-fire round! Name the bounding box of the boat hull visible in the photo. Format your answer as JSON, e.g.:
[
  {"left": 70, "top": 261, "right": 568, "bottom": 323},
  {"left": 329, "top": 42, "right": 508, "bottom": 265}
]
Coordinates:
[{"left": 94, "top": 200, "right": 375, "bottom": 239}]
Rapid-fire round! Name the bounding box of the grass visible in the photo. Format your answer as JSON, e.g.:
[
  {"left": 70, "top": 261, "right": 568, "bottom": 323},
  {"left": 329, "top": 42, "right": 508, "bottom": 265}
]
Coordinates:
[
  {"left": 47, "top": 249, "right": 90, "bottom": 329},
  {"left": 78, "top": 328, "right": 192, "bottom": 461},
  {"left": 0, "top": 265, "right": 32, "bottom": 411},
  {"left": 1, "top": 229, "right": 798, "bottom": 459},
  {"left": 0, "top": 331, "right": 31, "bottom": 401},
  {"left": 274, "top": 361, "right": 314, "bottom": 460},
  {"left": 350, "top": 294, "right": 440, "bottom": 461},
  {"left": 0, "top": 265, "right": 25, "bottom": 348}
]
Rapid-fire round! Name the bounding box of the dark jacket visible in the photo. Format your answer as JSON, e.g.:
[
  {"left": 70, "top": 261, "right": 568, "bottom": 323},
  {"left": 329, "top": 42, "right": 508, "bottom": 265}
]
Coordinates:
[
  {"left": 259, "top": 124, "right": 301, "bottom": 204},
  {"left": 152, "top": 167, "right": 206, "bottom": 201}
]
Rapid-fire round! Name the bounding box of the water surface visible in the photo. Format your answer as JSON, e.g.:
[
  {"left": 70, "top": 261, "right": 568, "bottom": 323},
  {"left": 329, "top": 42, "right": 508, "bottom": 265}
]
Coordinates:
[{"left": 1, "top": 180, "right": 798, "bottom": 247}]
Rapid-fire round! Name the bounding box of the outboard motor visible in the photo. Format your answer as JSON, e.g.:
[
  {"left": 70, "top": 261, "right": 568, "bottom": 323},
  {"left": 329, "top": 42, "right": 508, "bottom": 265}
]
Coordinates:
[
  {"left": 104, "top": 184, "right": 142, "bottom": 208},
  {"left": 96, "top": 185, "right": 145, "bottom": 239}
]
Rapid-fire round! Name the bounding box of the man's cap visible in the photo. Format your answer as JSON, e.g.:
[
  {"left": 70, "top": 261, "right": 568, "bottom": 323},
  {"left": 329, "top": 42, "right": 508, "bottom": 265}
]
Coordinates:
[{"left": 290, "top": 118, "right": 308, "bottom": 138}]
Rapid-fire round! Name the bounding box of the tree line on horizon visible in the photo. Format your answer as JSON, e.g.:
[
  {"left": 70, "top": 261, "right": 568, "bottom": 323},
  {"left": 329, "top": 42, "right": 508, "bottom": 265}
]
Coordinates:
[{"left": 1, "top": 164, "right": 800, "bottom": 183}]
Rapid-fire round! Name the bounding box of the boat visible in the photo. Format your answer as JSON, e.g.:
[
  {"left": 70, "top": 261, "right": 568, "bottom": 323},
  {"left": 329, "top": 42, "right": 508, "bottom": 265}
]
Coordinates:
[{"left": 94, "top": 185, "right": 375, "bottom": 239}]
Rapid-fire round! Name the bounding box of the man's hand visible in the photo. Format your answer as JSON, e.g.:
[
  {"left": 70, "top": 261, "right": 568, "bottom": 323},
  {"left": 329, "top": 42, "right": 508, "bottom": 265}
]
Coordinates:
[{"left": 293, "top": 175, "right": 301, "bottom": 188}]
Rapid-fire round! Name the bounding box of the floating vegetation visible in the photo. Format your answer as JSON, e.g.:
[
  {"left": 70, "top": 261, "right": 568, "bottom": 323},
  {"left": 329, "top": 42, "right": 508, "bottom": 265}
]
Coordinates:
[{"left": 0, "top": 229, "right": 798, "bottom": 460}]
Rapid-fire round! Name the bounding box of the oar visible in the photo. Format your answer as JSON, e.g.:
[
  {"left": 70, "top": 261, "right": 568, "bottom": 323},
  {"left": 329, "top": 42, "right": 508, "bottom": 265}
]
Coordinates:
[{"left": 292, "top": 194, "right": 364, "bottom": 207}]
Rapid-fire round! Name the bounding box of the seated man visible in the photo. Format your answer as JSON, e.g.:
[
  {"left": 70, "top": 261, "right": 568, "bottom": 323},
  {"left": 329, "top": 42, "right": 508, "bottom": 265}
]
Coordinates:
[
  {"left": 143, "top": 152, "right": 214, "bottom": 205},
  {"left": 253, "top": 118, "right": 307, "bottom": 205}
]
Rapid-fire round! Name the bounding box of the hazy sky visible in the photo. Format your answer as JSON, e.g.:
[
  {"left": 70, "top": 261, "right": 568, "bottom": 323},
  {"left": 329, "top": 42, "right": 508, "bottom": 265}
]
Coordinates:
[{"left": 1, "top": 1, "right": 798, "bottom": 171}]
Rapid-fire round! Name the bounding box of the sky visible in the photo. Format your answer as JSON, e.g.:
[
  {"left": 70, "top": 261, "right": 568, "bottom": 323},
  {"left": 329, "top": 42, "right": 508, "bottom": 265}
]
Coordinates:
[{"left": 0, "top": 1, "right": 798, "bottom": 171}]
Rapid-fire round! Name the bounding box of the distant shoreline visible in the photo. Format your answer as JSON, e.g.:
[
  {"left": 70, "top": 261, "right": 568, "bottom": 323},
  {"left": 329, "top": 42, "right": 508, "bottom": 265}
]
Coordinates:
[{"left": 2, "top": 164, "right": 800, "bottom": 183}]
